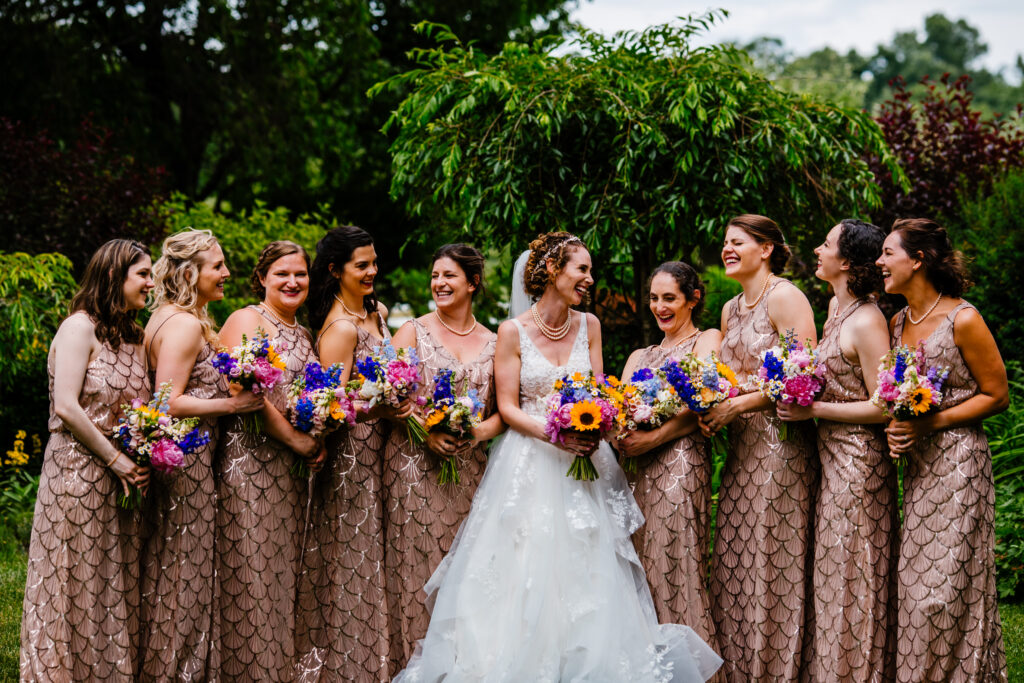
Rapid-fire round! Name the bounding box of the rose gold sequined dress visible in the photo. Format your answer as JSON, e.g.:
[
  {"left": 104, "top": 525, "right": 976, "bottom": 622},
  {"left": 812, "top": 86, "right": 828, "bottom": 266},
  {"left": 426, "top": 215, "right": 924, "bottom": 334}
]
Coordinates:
[
  {"left": 20, "top": 327, "right": 150, "bottom": 682},
  {"left": 709, "top": 280, "right": 818, "bottom": 682},
  {"left": 139, "top": 334, "right": 227, "bottom": 682},
  {"left": 805, "top": 299, "right": 897, "bottom": 682},
  {"left": 628, "top": 339, "right": 717, "bottom": 648},
  {"left": 892, "top": 302, "right": 1007, "bottom": 683},
  {"left": 216, "top": 308, "right": 317, "bottom": 681},
  {"left": 383, "top": 319, "right": 497, "bottom": 674},
  {"left": 295, "top": 321, "right": 392, "bottom": 682}
]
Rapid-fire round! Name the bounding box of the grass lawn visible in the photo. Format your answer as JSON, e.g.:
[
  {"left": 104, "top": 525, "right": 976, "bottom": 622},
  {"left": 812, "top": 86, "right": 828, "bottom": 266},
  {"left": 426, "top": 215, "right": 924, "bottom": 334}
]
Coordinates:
[{"left": 0, "top": 519, "right": 1022, "bottom": 678}]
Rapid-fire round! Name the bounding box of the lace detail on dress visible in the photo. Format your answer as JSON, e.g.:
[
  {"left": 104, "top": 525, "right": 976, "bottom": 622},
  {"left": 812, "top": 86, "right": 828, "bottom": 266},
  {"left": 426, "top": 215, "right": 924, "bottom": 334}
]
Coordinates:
[{"left": 512, "top": 312, "right": 591, "bottom": 419}]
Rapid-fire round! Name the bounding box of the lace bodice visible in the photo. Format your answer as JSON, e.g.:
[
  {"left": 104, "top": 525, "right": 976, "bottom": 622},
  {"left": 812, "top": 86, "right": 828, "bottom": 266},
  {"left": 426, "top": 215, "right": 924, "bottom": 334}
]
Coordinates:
[{"left": 512, "top": 312, "right": 591, "bottom": 419}]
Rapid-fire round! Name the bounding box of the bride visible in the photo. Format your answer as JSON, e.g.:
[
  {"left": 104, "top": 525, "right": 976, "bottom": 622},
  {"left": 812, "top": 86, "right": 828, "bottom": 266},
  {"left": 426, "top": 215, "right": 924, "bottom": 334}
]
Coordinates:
[{"left": 395, "top": 232, "right": 723, "bottom": 682}]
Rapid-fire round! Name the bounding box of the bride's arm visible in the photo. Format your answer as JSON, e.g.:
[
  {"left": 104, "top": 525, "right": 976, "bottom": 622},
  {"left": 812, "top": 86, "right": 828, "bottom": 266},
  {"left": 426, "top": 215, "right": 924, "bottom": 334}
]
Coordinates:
[
  {"left": 584, "top": 312, "right": 603, "bottom": 376},
  {"left": 494, "top": 321, "right": 549, "bottom": 442}
]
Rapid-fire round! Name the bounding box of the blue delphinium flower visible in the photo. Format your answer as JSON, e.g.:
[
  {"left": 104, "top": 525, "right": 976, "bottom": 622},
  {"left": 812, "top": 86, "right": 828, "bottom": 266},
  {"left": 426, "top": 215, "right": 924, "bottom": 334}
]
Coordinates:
[
  {"left": 762, "top": 351, "right": 785, "bottom": 383},
  {"left": 178, "top": 428, "right": 211, "bottom": 455},
  {"left": 661, "top": 361, "right": 699, "bottom": 411},
  {"left": 894, "top": 352, "right": 907, "bottom": 384},
  {"left": 631, "top": 368, "right": 654, "bottom": 383}
]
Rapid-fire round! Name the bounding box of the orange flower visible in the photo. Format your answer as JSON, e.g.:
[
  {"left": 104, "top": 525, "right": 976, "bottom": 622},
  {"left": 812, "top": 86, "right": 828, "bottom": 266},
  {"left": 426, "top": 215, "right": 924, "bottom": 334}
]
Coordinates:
[
  {"left": 717, "top": 362, "right": 738, "bottom": 387},
  {"left": 425, "top": 409, "right": 446, "bottom": 429},
  {"left": 329, "top": 400, "right": 347, "bottom": 421}
]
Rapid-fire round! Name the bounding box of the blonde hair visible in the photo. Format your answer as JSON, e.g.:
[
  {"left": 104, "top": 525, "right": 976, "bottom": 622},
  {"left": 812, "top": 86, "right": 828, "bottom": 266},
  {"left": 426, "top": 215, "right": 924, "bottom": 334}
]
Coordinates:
[{"left": 151, "top": 228, "right": 220, "bottom": 342}]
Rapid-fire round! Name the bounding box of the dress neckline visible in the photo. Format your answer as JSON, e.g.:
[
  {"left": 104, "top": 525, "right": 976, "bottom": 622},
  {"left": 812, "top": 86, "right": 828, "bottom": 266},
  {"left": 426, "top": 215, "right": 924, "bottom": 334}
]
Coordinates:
[
  {"left": 516, "top": 311, "right": 587, "bottom": 369},
  {"left": 415, "top": 318, "right": 494, "bottom": 366}
]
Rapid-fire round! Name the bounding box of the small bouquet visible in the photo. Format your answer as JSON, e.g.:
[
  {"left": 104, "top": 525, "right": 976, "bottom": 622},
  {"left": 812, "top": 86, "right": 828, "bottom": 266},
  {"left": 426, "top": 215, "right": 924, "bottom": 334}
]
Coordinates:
[
  {"left": 211, "top": 329, "right": 287, "bottom": 432},
  {"left": 346, "top": 340, "right": 423, "bottom": 442},
  {"left": 615, "top": 367, "right": 684, "bottom": 474},
  {"left": 418, "top": 369, "right": 484, "bottom": 485},
  {"left": 754, "top": 330, "right": 826, "bottom": 440},
  {"left": 871, "top": 344, "right": 949, "bottom": 421},
  {"left": 287, "top": 361, "right": 355, "bottom": 477},
  {"left": 113, "top": 381, "right": 210, "bottom": 509},
  {"left": 660, "top": 352, "right": 741, "bottom": 455},
  {"left": 544, "top": 371, "right": 623, "bottom": 481}
]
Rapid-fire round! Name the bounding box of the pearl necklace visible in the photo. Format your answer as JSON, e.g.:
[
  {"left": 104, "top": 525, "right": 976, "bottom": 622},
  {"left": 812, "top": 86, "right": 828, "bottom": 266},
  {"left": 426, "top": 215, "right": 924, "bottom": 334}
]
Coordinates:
[
  {"left": 531, "top": 304, "right": 572, "bottom": 341},
  {"left": 334, "top": 293, "right": 367, "bottom": 321},
  {"left": 743, "top": 274, "right": 774, "bottom": 308},
  {"left": 660, "top": 327, "right": 700, "bottom": 349},
  {"left": 259, "top": 302, "right": 297, "bottom": 329},
  {"left": 829, "top": 297, "right": 860, "bottom": 322},
  {"left": 907, "top": 293, "right": 942, "bottom": 325},
  {"left": 435, "top": 310, "right": 477, "bottom": 337}
]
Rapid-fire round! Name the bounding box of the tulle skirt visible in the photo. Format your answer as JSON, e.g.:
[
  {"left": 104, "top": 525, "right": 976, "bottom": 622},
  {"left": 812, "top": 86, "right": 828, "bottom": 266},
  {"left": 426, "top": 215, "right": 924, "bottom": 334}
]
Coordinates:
[{"left": 395, "top": 429, "right": 723, "bottom": 682}]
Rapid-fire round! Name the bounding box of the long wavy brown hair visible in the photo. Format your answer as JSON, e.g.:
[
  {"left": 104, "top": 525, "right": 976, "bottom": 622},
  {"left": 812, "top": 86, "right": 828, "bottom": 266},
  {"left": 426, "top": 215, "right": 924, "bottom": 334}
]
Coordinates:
[{"left": 69, "top": 239, "right": 150, "bottom": 348}]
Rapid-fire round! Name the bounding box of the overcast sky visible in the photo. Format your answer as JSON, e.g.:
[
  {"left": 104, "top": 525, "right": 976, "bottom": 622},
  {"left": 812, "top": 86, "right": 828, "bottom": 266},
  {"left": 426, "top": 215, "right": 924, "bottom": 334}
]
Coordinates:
[{"left": 570, "top": 1, "right": 1024, "bottom": 77}]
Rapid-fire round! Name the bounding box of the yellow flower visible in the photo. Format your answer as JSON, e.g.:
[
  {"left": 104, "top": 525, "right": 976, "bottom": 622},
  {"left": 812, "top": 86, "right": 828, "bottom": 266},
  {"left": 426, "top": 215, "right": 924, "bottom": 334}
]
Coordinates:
[
  {"left": 425, "top": 410, "right": 446, "bottom": 429},
  {"left": 910, "top": 386, "right": 933, "bottom": 415},
  {"left": 571, "top": 372, "right": 586, "bottom": 383},
  {"left": 554, "top": 380, "right": 564, "bottom": 390},
  {"left": 569, "top": 401, "right": 603, "bottom": 431},
  {"left": 329, "top": 400, "right": 347, "bottom": 421},
  {"left": 717, "top": 362, "right": 738, "bottom": 387},
  {"left": 606, "top": 375, "right": 621, "bottom": 388}
]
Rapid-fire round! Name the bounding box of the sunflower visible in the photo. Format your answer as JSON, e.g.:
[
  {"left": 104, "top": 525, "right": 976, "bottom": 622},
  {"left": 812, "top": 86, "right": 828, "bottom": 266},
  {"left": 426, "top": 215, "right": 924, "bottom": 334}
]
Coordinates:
[
  {"left": 425, "top": 409, "right": 446, "bottom": 429},
  {"left": 329, "top": 400, "right": 347, "bottom": 421},
  {"left": 910, "top": 386, "right": 933, "bottom": 415},
  {"left": 569, "top": 401, "right": 603, "bottom": 431},
  {"left": 268, "top": 348, "right": 287, "bottom": 370}
]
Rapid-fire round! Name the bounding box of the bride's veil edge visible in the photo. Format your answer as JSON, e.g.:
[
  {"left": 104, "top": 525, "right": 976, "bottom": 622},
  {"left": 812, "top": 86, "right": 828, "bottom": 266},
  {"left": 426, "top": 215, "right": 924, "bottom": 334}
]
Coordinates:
[{"left": 508, "top": 250, "right": 534, "bottom": 320}]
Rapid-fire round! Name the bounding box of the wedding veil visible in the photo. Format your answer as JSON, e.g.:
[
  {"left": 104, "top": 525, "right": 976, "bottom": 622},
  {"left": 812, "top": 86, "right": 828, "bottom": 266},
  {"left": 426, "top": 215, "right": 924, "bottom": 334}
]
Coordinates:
[{"left": 508, "top": 250, "right": 534, "bottom": 320}]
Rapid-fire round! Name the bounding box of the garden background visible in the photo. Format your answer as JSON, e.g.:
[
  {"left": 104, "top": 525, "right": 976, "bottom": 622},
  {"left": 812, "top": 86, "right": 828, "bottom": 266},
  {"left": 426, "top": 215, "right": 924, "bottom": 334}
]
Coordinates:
[{"left": 2, "top": 2, "right": 1024, "bottom": 676}]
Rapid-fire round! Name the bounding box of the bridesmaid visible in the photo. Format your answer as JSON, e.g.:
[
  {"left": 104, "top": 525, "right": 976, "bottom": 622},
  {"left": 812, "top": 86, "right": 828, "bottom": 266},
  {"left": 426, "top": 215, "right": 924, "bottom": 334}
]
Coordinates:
[
  {"left": 700, "top": 214, "right": 818, "bottom": 682},
  {"left": 216, "top": 241, "right": 325, "bottom": 680},
  {"left": 384, "top": 243, "right": 504, "bottom": 674},
  {"left": 777, "top": 219, "right": 896, "bottom": 682},
  {"left": 877, "top": 218, "right": 1008, "bottom": 682},
  {"left": 295, "top": 225, "right": 410, "bottom": 682},
  {"left": 618, "top": 261, "right": 721, "bottom": 646},
  {"left": 140, "top": 229, "right": 264, "bottom": 681},
  {"left": 21, "top": 240, "right": 154, "bottom": 681}
]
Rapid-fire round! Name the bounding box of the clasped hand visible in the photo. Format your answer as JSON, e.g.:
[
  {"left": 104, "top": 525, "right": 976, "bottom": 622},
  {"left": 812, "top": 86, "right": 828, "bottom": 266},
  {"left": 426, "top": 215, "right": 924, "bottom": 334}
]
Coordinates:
[{"left": 558, "top": 431, "right": 599, "bottom": 458}]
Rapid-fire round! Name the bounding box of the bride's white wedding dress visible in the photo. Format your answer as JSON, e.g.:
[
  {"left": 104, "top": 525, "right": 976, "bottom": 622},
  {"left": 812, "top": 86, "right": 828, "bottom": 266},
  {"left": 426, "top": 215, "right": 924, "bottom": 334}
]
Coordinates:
[{"left": 395, "top": 313, "right": 723, "bottom": 682}]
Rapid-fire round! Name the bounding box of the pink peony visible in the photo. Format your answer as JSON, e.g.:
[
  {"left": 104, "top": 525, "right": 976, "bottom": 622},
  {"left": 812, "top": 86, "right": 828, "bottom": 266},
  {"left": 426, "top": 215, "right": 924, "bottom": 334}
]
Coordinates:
[
  {"left": 252, "top": 358, "right": 283, "bottom": 389},
  {"left": 782, "top": 374, "right": 821, "bottom": 407},
  {"left": 386, "top": 360, "right": 419, "bottom": 393},
  {"left": 150, "top": 438, "right": 185, "bottom": 473}
]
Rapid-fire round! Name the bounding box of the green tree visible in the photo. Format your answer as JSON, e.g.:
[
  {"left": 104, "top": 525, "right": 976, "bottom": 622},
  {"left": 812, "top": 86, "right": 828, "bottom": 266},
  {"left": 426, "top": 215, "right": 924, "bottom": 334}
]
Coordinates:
[{"left": 374, "top": 15, "right": 901, "bottom": 361}]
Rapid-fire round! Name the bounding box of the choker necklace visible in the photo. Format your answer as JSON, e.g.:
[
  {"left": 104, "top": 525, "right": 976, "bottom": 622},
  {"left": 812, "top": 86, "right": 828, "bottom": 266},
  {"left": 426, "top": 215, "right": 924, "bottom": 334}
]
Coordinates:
[
  {"left": 907, "top": 293, "right": 942, "bottom": 325},
  {"left": 660, "top": 327, "right": 700, "bottom": 349},
  {"left": 334, "top": 293, "right": 367, "bottom": 321},
  {"left": 435, "top": 310, "right": 477, "bottom": 336},
  {"left": 531, "top": 303, "right": 572, "bottom": 341},
  {"left": 743, "top": 274, "right": 774, "bottom": 308},
  {"left": 259, "top": 303, "right": 297, "bottom": 328}
]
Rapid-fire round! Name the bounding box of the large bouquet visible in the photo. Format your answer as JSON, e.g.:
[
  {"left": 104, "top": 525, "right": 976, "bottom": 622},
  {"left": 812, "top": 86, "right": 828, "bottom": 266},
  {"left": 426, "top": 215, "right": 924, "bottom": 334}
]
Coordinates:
[
  {"left": 544, "top": 371, "right": 623, "bottom": 481},
  {"left": 616, "top": 367, "right": 684, "bottom": 474},
  {"left": 347, "top": 340, "right": 423, "bottom": 442},
  {"left": 419, "top": 368, "right": 484, "bottom": 485},
  {"left": 114, "top": 381, "right": 210, "bottom": 509},
  {"left": 754, "top": 330, "right": 826, "bottom": 440},
  {"left": 211, "top": 329, "right": 286, "bottom": 432},
  {"left": 660, "top": 352, "right": 740, "bottom": 414},
  {"left": 871, "top": 344, "right": 949, "bottom": 421},
  {"left": 287, "top": 361, "right": 355, "bottom": 477}
]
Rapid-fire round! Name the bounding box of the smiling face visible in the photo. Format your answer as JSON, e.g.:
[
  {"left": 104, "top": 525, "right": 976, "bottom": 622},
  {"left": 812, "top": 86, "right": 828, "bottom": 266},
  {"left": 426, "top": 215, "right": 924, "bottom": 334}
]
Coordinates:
[
  {"left": 649, "top": 271, "right": 695, "bottom": 336},
  {"left": 261, "top": 252, "right": 309, "bottom": 314},
  {"left": 195, "top": 244, "right": 229, "bottom": 304},
  {"left": 876, "top": 230, "right": 918, "bottom": 295},
  {"left": 721, "top": 225, "right": 771, "bottom": 280},
  {"left": 122, "top": 254, "right": 155, "bottom": 311},
  {"left": 337, "top": 244, "right": 378, "bottom": 299},
  {"left": 813, "top": 224, "right": 847, "bottom": 283},
  {"left": 549, "top": 246, "right": 593, "bottom": 306},
  {"left": 431, "top": 256, "right": 475, "bottom": 311}
]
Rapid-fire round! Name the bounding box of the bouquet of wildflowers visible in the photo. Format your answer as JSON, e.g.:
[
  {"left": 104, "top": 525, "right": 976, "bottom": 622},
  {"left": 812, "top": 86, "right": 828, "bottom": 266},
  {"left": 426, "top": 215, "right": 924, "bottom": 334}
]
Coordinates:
[
  {"left": 418, "top": 368, "right": 484, "bottom": 485},
  {"left": 871, "top": 344, "right": 949, "bottom": 421},
  {"left": 114, "top": 381, "right": 210, "bottom": 509},
  {"left": 211, "top": 329, "right": 287, "bottom": 432},
  {"left": 754, "top": 330, "right": 826, "bottom": 440},
  {"left": 616, "top": 367, "right": 684, "bottom": 474},
  {"left": 544, "top": 371, "right": 623, "bottom": 481},
  {"left": 660, "top": 353, "right": 741, "bottom": 414},
  {"left": 347, "top": 340, "right": 423, "bottom": 442},
  {"left": 287, "top": 361, "right": 355, "bottom": 477}
]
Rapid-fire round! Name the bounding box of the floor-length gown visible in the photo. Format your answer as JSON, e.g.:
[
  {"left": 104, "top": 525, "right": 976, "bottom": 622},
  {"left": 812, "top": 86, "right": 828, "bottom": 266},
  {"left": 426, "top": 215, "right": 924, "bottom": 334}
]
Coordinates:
[
  {"left": 892, "top": 302, "right": 1007, "bottom": 682},
  {"left": 805, "top": 299, "right": 897, "bottom": 682},
  {"left": 295, "top": 319, "right": 392, "bottom": 682},
  {"left": 383, "top": 319, "right": 497, "bottom": 675},
  {"left": 395, "top": 313, "right": 723, "bottom": 682},
  {"left": 627, "top": 338, "right": 717, "bottom": 647},
  {"left": 216, "top": 308, "right": 317, "bottom": 681},
  {"left": 140, "top": 318, "right": 227, "bottom": 682},
  {"left": 709, "top": 280, "right": 818, "bottom": 683},
  {"left": 20, "top": 326, "right": 150, "bottom": 682}
]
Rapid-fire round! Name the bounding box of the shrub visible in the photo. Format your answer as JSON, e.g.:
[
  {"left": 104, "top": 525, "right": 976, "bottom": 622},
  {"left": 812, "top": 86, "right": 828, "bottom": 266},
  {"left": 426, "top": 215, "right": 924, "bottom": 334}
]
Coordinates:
[{"left": 989, "top": 361, "right": 1024, "bottom": 600}]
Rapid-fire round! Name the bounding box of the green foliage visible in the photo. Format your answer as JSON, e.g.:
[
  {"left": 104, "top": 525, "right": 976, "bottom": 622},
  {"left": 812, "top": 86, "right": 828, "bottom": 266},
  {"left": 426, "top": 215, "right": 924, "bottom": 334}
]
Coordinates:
[
  {"left": 1005, "top": 603, "right": 1024, "bottom": 677},
  {"left": 988, "top": 361, "right": 1024, "bottom": 601}
]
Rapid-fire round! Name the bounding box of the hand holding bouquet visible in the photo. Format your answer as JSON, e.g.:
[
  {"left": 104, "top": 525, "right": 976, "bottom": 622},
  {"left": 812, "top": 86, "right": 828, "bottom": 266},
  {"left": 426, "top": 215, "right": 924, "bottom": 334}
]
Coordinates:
[
  {"left": 346, "top": 340, "right": 423, "bottom": 442},
  {"left": 544, "top": 372, "right": 623, "bottom": 481},
  {"left": 418, "top": 369, "right": 484, "bottom": 485},
  {"left": 287, "top": 361, "right": 355, "bottom": 476},
  {"left": 114, "top": 381, "right": 210, "bottom": 509},
  {"left": 211, "top": 329, "right": 287, "bottom": 432},
  {"left": 871, "top": 344, "right": 949, "bottom": 421},
  {"left": 754, "top": 330, "right": 825, "bottom": 440},
  {"left": 616, "top": 367, "right": 684, "bottom": 473}
]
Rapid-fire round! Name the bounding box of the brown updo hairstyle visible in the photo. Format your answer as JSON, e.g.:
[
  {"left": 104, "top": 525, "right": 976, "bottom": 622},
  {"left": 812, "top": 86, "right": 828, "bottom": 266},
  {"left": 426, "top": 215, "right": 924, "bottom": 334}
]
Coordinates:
[
  {"left": 727, "top": 214, "right": 791, "bottom": 274},
  {"left": 523, "top": 232, "right": 586, "bottom": 299},
  {"left": 891, "top": 218, "right": 972, "bottom": 297},
  {"left": 837, "top": 219, "right": 886, "bottom": 298},
  {"left": 648, "top": 261, "right": 706, "bottom": 323},
  {"left": 433, "top": 243, "right": 485, "bottom": 298},
  {"left": 70, "top": 239, "right": 150, "bottom": 348},
  {"left": 250, "top": 241, "right": 311, "bottom": 300}
]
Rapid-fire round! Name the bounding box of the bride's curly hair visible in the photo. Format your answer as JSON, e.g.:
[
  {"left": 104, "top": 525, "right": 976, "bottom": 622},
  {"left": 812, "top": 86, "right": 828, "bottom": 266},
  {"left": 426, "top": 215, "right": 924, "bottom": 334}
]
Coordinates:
[
  {"left": 523, "top": 232, "right": 587, "bottom": 299},
  {"left": 151, "top": 228, "right": 221, "bottom": 343}
]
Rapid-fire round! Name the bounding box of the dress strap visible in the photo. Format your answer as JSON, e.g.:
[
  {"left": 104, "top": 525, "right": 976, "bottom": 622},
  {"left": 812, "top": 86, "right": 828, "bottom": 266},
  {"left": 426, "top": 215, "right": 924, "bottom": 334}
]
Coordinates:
[
  {"left": 145, "top": 311, "right": 191, "bottom": 357},
  {"left": 315, "top": 316, "right": 360, "bottom": 353}
]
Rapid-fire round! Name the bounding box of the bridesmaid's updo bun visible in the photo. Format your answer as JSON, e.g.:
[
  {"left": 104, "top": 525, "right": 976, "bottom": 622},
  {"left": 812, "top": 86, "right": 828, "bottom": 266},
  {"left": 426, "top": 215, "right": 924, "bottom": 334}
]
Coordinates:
[
  {"left": 837, "top": 219, "right": 886, "bottom": 298},
  {"left": 727, "top": 214, "right": 791, "bottom": 274},
  {"left": 891, "top": 218, "right": 972, "bottom": 298},
  {"left": 523, "top": 232, "right": 586, "bottom": 298},
  {"left": 250, "top": 241, "right": 310, "bottom": 300},
  {"left": 433, "top": 243, "right": 485, "bottom": 298},
  {"left": 648, "top": 261, "right": 706, "bottom": 322}
]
